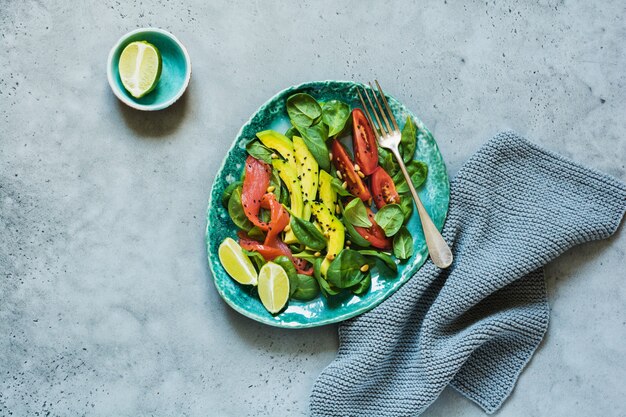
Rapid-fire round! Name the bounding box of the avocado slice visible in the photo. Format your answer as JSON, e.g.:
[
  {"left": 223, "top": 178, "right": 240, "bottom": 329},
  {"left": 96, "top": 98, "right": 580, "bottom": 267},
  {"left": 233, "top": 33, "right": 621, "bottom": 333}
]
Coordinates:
[
  {"left": 310, "top": 201, "right": 345, "bottom": 276},
  {"left": 256, "top": 130, "right": 297, "bottom": 167},
  {"left": 318, "top": 170, "right": 337, "bottom": 209},
  {"left": 272, "top": 159, "right": 303, "bottom": 244},
  {"left": 293, "top": 136, "right": 318, "bottom": 221}
]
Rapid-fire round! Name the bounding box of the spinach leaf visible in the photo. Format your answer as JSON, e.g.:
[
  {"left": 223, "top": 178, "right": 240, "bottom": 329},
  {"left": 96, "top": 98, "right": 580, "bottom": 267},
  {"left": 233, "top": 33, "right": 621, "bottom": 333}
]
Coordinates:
[
  {"left": 243, "top": 249, "right": 266, "bottom": 272},
  {"left": 374, "top": 204, "right": 404, "bottom": 237},
  {"left": 400, "top": 116, "right": 417, "bottom": 163},
  {"left": 291, "top": 274, "right": 320, "bottom": 301},
  {"left": 270, "top": 168, "right": 282, "bottom": 202},
  {"left": 284, "top": 126, "right": 298, "bottom": 139},
  {"left": 326, "top": 249, "right": 368, "bottom": 289},
  {"left": 394, "top": 160, "right": 428, "bottom": 193},
  {"left": 273, "top": 256, "right": 298, "bottom": 296},
  {"left": 343, "top": 218, "right": 371, "bottom": 247},
  {"left": 393, "top": 227, "right": 414, "bottom": 260},
  {"left": 290, "top": 215, "right": 326, "bottom": 251},
  {"left": 247, "top": 226, "right": 266, "bottom": 242},
  {"left": 259, "top": 208, "right": 270, "bottom": 223},
  {"left": 351, "top": 272, "right": 371, "bottom": 296},
  {"left": 399, "top": 194, "right": 413, "bottom": 224},
  {"left": 378, "top": 146, "right": 399, "bottom": 177},
  {"left": 331, "top": 177, "right": 354, "bottom": 197},
  {"left": 246, "top": 140, "right": 273, "bottom": 164},
  {"left": 312, "top": 258, "right": 340, "bottom": 296},
  {"left": 358, "top": 250, "right": 398, "bottom": 273},
  {"left": 286, "top": 93, "right": 322, "bottom": 128},
  {"left": 297, "top": 123, "right": 331, "bottom": 172},
  {"left": 322, "top": 100, "right": 350, "bottom": 137},
  {"left": 343, "top": 198, "right": 372, "bottom": 228},
  {"left": 228, "top": 186, "right": 253, "bottom": 231},
  {"left": 221, "top": 181, "right": 242, "bottom": 208},
  {"left": 279, "top": 180, "right": 290, "bottom": 206}
]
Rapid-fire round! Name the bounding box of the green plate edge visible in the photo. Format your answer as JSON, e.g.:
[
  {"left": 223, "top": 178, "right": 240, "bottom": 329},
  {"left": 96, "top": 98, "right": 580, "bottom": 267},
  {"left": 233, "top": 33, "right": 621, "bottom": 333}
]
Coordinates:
[{"left": 206, "top": 80, "right": 450, "bottom": 328}]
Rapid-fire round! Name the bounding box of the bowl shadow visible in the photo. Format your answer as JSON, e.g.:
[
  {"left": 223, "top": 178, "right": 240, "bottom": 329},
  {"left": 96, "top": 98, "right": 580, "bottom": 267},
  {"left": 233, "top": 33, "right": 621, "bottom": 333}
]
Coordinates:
[{"left": 115, "top": 87, "right": 189, "bottom": 138}]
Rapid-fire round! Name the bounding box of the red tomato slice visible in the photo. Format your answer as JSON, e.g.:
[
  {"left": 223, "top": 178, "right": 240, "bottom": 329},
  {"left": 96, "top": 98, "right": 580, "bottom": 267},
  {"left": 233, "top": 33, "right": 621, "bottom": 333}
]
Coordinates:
[
  {"left": 352, "top": 108, "right": 378, "bottom": 176},
  {"left": 370, "top": 166, "right": 401, "bottom": 209},
  {"left": 354, "top": 207, "right": 392, "bottom": 249},
  {"left": 330, "top": 139, "right": 371, "bottom": 202},
  {"left": 241, "top": 156, "right": 272, "bottom": 230}
]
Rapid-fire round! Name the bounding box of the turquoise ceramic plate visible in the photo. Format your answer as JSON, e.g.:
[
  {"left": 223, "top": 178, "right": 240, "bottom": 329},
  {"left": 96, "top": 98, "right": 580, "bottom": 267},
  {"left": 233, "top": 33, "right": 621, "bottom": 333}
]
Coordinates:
[{"left": 207, "top": 81, "right": 449, "bottom": 328}]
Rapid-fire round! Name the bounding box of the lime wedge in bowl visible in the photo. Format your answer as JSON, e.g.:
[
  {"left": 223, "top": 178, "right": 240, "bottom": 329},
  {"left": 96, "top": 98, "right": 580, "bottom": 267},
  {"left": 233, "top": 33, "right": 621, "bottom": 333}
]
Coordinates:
[{"left": 118, "top": 41, "right": 162, "bottom": 98}]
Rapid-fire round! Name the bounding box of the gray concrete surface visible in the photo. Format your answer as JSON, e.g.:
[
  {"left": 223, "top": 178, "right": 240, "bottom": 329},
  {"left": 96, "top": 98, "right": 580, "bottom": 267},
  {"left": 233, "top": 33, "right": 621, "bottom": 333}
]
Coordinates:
[{"left": 1, "top": 1, "right": 625, "bottom": 416}]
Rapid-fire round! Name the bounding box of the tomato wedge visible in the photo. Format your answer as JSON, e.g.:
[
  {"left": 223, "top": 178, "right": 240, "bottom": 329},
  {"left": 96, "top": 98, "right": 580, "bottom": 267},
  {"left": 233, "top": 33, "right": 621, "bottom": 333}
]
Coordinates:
[
  {"left": 352, "top": 108, "right": 378, "bottom": 176},
  {"left": 370, "top": 166, "right": 401, "bottom": 209},
  {"left": 241, "top": 156, "right": 272, "bottom": 230},
  {"left": 354, "top": 207, "right": 392, "bottom": 249},
  {"left": 330, "top": 139, "right": 371, "bottom": 202}
]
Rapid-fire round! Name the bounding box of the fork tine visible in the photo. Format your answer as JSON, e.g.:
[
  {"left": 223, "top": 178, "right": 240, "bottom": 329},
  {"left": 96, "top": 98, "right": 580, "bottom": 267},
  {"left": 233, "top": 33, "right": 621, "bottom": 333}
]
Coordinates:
[
  {"left": 375, "top": 80, "right": 400, "bottom": 132},
  {"left": 357, "top": 87, "right": 382, "bottom": 137},
  {"left": 368, "top": 82, "right": 393, "bottom": 134},
  {"left": 362, "top": 86, "right": 388, "bottom": 135}
]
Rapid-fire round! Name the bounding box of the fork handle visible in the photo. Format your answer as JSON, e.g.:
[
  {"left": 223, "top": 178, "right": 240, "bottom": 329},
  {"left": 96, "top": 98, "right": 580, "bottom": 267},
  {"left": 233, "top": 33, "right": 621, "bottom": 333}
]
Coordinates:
[{"left": 391, "top": 149, "right": 453, "bottom": 269}]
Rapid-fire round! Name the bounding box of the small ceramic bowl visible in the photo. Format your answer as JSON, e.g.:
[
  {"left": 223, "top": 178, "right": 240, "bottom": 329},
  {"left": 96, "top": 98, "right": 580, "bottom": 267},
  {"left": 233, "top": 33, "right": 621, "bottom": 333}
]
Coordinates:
[{"left": 107, "top": 28, "right": 191, "bottom": 111}]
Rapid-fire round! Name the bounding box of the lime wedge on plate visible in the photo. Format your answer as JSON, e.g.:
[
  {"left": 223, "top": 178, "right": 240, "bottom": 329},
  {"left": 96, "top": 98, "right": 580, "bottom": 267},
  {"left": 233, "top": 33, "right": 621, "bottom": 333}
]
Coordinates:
[
  {"left": 257, "top": 262, "right": 290, "bottom": 314},
  {"left": 118, "top": 41, "right": 162, "bottom": 98},
  {"left": 218, "top": 238, "right": 258, "bottom": 286}
]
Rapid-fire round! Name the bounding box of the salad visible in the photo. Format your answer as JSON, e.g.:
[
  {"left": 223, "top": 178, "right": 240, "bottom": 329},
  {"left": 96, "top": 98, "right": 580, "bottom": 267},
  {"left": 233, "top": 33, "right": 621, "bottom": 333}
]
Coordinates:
[{"left": 218, "top": 92, "right": 428, "bottom": 314}]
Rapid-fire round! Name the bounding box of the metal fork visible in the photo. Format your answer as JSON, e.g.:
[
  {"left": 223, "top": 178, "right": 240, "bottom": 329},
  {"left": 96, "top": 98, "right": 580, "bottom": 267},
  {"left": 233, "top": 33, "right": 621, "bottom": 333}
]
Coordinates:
[{"left": 357, "top": 81, "right": 453, "bottom": 269}]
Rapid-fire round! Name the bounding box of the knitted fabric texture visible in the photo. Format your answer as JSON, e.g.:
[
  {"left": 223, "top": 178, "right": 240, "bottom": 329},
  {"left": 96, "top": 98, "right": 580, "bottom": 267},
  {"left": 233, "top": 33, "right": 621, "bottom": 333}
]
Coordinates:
[{"left": 310, "top": 132, "right": 626, "bottom": 417}]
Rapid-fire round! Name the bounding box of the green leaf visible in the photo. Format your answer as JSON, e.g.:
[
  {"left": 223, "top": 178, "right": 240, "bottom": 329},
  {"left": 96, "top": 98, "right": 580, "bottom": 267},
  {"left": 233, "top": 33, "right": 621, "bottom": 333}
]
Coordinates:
[
  {"left": 279, "top": 179, "right": 290, "bottom": 207},
  {"left": 247, "top": 226, "right": 266, "bottom": 242},
  {"left": 273, "top": 255, "right": 299, "bottom": 296},
  {"left": 330, "top": 177, "right": 354, "bottom": 197},
  {"left": 286, "top": 93, "right": 322, "bottom": 128},
  {"left": 358, "top": 250, "right": 398, "bottom": 272},
  {"left": 227, "top": 186, "right": 253, "bottom": 231},
  {"left": 221, "top": 181, "right": 242, "bottom": 208},
  {"left": 393, "top": 227, "right": 414, "bottom": 260},
  {"left": 379, "top": 147, "right": 399, "bottom": 177},
  {"left": 326, "top": 249, "right": 368, "bottom": 289},
  {"left": 374, "top": 204, "right": 404, "bottom": 237},
  {"left": 321, "top": 100, "right": 351, "bottom": 137},
  {"left": 400, "top": 116, "right": 417, "bottom": 163},
  {"left": 351, "top": 272, "right": 371, "bottom": 296},
  {"left": 311, "top": 258, "right": 340, "bottom": 296},
  {"left": 246, "top": 140, "right": 273, "bottom": 164},
  {"left": 343, "top": 198, "right": 372, "bottom": 228},
  {"left": 394, "top": 160, "right": 429, "bottom": 193},
  {"left": 297, "top": 123, "right": 331, "bottom": 172},
  {"left": 284, "top": 126, "right": 298, "bottom": 139},
  {"left": 243, "top": 249, "right": 266, "bottom": 272},
  {"left": 290, "top": 215, "right": 327, "bottom": 251},
  {"left": 343, "top": 218, "right": 371, "bottom": 247},
  {"left": 399, "top": 194, "right": 413, "bottom": 224},
  {"left": 270, "top": 169, "right": 282, "bottom": 203},
  {"left": 291, "top": 274, "right": 320, "bottom": 301}
]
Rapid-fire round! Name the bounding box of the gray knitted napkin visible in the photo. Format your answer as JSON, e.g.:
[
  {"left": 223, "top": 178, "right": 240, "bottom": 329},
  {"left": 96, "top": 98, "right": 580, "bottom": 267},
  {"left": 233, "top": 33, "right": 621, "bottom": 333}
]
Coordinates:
[{"left": 310, "top": 132, "right": 626, "bottom": 417}]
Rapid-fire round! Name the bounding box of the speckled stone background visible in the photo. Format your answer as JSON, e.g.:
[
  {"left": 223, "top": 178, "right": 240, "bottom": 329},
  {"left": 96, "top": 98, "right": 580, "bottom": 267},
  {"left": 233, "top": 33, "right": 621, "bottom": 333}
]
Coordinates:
[{"left": 1, "top": 1, "right": 624, "bottom": 416}]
